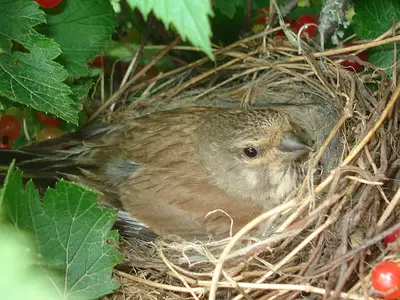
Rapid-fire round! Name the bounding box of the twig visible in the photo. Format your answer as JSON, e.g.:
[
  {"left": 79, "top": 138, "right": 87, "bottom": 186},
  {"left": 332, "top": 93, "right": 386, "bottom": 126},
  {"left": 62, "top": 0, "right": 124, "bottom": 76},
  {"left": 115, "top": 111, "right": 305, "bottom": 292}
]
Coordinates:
[
  {"left": 161, "top": 50, "right": 259, "bottom": 100},
  {"left": 231, "top": 199, "right": 345, "bottom": 300},
  {"left": 377, "top": 185, "right": 400, "bottom": 227},
  {"left": 314, "top": 78, "right": 400, "bottom": 195},
  {"left": 243, "top": 0, "right": 253, "bottom": 33},
  {"left": 113, "top": 269, "right": 205, "bottom": 294},
  {"left": 208, "top": 202, "right": 295, "bottom": 300},
  {"left": 191, "top": 64, "right": 265, "bottom": 102},
  {"left": 280, "top": 0, "right": 299, "bottom": 16},
  {"left": 311, "top": 222, "right": 400, "bottom": 276},
  {"left": 159, "top": 248, "right": 200, "bottom": 300},
  {"left": 88, "top": 37, "right": 181, "bottom": 123},
  {"left": 22, "top": 116, "right": 30, "bottom": 142},
  {"left": 198, "top": 281, "right": 367, "bottom": 299},
  {"left": 317, "top": 0, "right": 349, "bottom": 43},
  {"left": 283, "top": 35, "right": 400, "bottom": 63}
]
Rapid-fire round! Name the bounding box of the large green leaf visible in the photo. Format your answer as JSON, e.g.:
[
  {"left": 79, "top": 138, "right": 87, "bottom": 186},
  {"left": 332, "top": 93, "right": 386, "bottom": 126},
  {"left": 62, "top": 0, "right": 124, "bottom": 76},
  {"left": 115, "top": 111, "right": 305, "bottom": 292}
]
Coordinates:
[
  {"left": 353, "top": 0, "right": 400, "bottom": 75},
  {"left": 0, "top": 0, "right": 77, "bottom": 123},
  {"left": 1, "top": 164, "right": 121, "bottom": 299},
  {"left": 128, "top": 0, "right": 214, "bottom": 59},
  {"left": 41, "top": 0, "right": 117, "bottom": 76},
  {"left": 214, "top": 0, "right": 243, "bottom": 19},
  {"left": 0, "top": 0, "right": 46, "bottom": 54},
  {"left": 0, "top": 227, "right": 62, "bottom": 300}
]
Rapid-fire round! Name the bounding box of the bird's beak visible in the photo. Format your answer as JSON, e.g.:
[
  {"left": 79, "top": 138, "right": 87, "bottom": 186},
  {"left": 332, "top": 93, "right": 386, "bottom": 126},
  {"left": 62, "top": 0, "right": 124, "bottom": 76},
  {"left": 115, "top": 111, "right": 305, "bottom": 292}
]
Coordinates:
[{"left": 280, "top": 131, "right": 313, "bottom": 161}]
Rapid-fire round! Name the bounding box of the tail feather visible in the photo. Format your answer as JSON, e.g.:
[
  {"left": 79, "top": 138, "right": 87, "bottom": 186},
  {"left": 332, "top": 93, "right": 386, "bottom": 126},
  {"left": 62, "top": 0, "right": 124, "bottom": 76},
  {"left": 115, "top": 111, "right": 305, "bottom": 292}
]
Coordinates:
[
  {"left": 0, "top": 124, "right": 160, "bottom": 241},
  {"left": 0, "top": 124, "right": 114, "bottom": 182},
  {"left": 115, "top": 211, "right": 158, "bottom": 242},
  {"left": 19, "top": 124, "right": 111, "bottom": 152},
  {"left": 0, "top": 149, "right": 88, "bottom": 192}
]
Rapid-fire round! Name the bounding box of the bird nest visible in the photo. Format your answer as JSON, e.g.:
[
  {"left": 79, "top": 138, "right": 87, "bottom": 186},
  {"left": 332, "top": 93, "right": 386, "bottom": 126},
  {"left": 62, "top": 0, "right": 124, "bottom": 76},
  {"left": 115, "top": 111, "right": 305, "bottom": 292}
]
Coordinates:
[{"left": 101, "top": 27, "right": 400, "bottom": 300}]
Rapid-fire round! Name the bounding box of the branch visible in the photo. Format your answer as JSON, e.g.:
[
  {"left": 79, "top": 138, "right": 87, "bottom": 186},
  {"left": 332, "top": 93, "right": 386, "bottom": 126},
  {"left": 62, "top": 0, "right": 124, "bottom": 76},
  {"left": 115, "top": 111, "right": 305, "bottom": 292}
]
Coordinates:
[{"left": 316, "top": 0, "right": 350, "bottom": 44}]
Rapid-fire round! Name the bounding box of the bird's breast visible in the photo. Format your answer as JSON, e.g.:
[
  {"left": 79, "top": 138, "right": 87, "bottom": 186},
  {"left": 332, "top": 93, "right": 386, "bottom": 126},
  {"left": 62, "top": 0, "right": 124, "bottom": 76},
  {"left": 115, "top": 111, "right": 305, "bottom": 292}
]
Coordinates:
[
  {"left": 266, "top": 163, "right": 299, "bottom": 205},
  {"left": 230, "top": 163, "right": 300, "bottom": 210}
]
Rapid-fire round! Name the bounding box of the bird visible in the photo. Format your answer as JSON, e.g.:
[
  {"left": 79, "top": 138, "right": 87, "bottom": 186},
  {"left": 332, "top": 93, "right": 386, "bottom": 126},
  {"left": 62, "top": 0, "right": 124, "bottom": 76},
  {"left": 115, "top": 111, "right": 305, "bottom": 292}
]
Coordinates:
[{"left": 0, "top": 107, "right": 312, "bottom": 241}]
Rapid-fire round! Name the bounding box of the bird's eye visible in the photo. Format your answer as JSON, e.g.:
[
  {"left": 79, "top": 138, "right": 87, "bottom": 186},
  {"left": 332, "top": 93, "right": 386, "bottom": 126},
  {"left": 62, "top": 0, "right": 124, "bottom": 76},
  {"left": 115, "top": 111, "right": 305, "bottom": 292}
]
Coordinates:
[{"left": 243, "top": 147, "right": 258, "bottom": 158}]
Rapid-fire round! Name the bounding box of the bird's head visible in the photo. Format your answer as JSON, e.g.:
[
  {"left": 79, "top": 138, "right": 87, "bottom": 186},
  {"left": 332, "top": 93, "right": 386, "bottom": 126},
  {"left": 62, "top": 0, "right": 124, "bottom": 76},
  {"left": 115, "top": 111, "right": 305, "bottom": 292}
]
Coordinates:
[{"left": 194, "top": 109, "right": 312, "bottom": 208}]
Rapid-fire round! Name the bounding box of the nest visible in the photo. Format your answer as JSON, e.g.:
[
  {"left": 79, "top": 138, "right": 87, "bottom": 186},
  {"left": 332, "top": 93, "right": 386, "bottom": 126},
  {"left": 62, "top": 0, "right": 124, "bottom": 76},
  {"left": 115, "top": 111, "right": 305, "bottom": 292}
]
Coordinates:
[{"left": 100, "top": 26, "right": 400, "bottom": 300}]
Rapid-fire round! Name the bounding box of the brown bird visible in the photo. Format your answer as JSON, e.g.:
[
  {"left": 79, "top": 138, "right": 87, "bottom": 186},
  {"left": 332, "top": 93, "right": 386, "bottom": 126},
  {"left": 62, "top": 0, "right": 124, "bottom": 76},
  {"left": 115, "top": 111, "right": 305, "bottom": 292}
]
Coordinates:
[{"left": 1, "top": 107, "right": 311, "bottom": 240}]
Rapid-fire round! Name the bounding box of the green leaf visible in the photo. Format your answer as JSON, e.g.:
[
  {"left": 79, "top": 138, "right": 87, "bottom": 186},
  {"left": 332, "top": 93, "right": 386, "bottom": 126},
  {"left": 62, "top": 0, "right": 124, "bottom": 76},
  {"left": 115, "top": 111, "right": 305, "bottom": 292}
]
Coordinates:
[
  {"left": 0, "top": 0, "right": 46, "bottom": 54},
  {"left": 211, "top": 4, "right": 244, "bottom": 45},
  {"left": 0, "top": 53, "right": 77, "bottom": 124},
  {"left": 127, "top": 0, "right": 214, "bottom": 59},
  {"left": 353, "top": 0, "right": 400, "bottom": 75},
  {"left": 368, "top": 45, "right": 398, "bottom": 75},
  {"left": 0, "top": 96, "right": 17, "bottom": 112},
  {"left": 1, "top": 164, "right": 121, "bottom": 299},
  {"left": 214, "top": 0, "right": 243, "bottom": 19},
  {"left": 0, "top": 0, "right": 78, "bottom": 123},
  {"left": 286, "top": 5, "right": 322, "bottom": 20},
  {"left": 353, "top": 0, "right": 400, "bottom": 39},
  {"left": 0, "top": 226, "right": 63, "bottom": 300},
  {"left": 40, "top": 0, "right": 117, "bottom": 76},
  {"left": 71, "top": 80, "right": 94, "bottom": 105},
  {"left": 253, "top": 0, "right": 286, "bottom": 9}
]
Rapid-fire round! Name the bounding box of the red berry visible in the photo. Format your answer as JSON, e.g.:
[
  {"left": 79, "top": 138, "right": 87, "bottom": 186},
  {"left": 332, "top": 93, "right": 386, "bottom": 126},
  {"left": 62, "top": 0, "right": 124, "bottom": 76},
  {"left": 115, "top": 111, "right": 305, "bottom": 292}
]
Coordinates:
[
  {"left": 36, "top": 111, "right": 63, "bottom": 128},
  {"left": 38, "top": 127, "right": 63, "bottom": 141},
  {"left": 35, "top": 0, "right": 62, "bottom": 9},
  {"left": 89, "top": 56, "right": 109, "bottom": 68},
  {"left": 341, "top": 43, "right": 368, "bottom": 72},
  {"left": 371, "top": 261, "right": 400, "bottom": 299},
  {"left": 0, "top": 115, "right": 21, "bottom": 142},
  {"left": 293, "top": 15, "right": 318, "bottom": 38},
  {"left": 384, "top": 228, "right": 400, "bottom": 248},
  {"left": 341, "top": 60, "right": 362, "bottom": 72},
  {"left": 256, "top": 7, "right": 270, "bottom": 24},
  {"left": 0, "top": 143, "right": 11, "bottom": 149}
]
